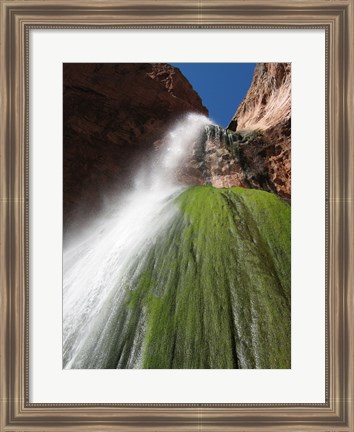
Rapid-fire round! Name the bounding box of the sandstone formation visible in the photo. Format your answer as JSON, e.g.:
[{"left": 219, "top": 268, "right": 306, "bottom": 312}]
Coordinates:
[
  {"left": 63, "top": 63, "right": 208, "bottom": 225},
  {"left": 228, "top": 63, "right": 291, "bottom": 199}
]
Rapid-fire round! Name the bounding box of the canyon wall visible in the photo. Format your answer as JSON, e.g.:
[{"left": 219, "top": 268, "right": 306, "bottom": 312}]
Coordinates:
[
  {"left": 63, "top": 63, "right": 208, "bottom": 224},
  {"left": 228, "top": 63, "right": 291, "bottom": 198}
]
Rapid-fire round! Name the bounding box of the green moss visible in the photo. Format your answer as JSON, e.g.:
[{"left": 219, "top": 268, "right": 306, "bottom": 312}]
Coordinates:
[{"left": 96, "top": 186, "right": 291, "bottom": 369}]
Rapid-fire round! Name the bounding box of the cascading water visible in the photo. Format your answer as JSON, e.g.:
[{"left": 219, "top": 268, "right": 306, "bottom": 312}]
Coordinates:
[
  {"left": 63, "top": 113, "right": 212, "bottom": 369},
  {"left": 63, "top": 113, "right": 291, "bottom": 370}
]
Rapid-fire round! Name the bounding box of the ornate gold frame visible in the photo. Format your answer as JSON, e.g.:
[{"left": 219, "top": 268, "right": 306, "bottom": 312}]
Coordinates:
[{"left": 1, "top": 1, "right": 353, "bottom": 430}]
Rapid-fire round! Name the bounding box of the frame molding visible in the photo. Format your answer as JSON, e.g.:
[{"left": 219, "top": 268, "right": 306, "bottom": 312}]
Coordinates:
[{"left": 1, "top": 1, "right": 353, "bottom": 430}]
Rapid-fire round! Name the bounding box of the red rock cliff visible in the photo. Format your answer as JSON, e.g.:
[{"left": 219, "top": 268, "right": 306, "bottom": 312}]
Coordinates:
[
  {"left": 63, "top": 63, "right": 208, "bottom": 224},
  {"left": 228, "top": 63, "right": 291, "bottom": 198}
]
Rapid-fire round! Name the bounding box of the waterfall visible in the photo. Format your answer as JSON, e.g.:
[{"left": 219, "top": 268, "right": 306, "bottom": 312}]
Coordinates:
[{"left": 63, "top": 113, "right": 212, "bottom": 369}]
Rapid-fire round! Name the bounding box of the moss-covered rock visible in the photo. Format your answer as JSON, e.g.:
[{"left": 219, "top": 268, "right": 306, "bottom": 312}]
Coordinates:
[{"left": 77, "top": 186, "right": 290, "bottom": 369}]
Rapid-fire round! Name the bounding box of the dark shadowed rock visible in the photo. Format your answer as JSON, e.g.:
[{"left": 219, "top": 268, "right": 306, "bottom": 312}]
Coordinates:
[
  {"left": 227, "top": 119, "right": 238, "bottom": 132},
  {"left": 63, "top": 63, "right": 208, "bottom": 225}
]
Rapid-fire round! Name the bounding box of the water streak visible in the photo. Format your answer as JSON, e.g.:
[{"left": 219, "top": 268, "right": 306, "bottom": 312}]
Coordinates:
[{"left": 63, "top": 113, "right": 212, "bottom": 368}]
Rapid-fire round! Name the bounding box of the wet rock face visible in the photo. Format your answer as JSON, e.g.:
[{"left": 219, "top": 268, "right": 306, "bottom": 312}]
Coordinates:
[
  {"left": 179, "top": 126, "right": 278, "bottom": 195},
  {"left": 63, "top": 63, "right": 208, "bottom": 224},
  {"left": 228, "top": 63, "right": 291, "bottom": 199}
]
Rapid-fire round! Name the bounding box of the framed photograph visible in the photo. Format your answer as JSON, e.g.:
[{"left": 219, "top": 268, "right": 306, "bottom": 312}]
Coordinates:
[{"left": 1, "top": 0, "right": 353, "bottom": 430}]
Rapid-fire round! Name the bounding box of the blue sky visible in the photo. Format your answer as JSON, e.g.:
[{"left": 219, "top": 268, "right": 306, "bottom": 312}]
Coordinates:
[{"left": 171, "top": 63, "right": 256, "bottom": 128}]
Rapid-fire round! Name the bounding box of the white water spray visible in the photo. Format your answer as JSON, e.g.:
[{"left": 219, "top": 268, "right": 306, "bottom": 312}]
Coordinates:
[{"left": 63, "top": 113, "right": 212, "bottom": 368}]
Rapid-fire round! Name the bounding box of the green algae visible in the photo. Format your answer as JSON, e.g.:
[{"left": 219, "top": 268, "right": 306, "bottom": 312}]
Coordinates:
[{"left": 89, "top": 186, "right": 291, "bottom": 369}]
